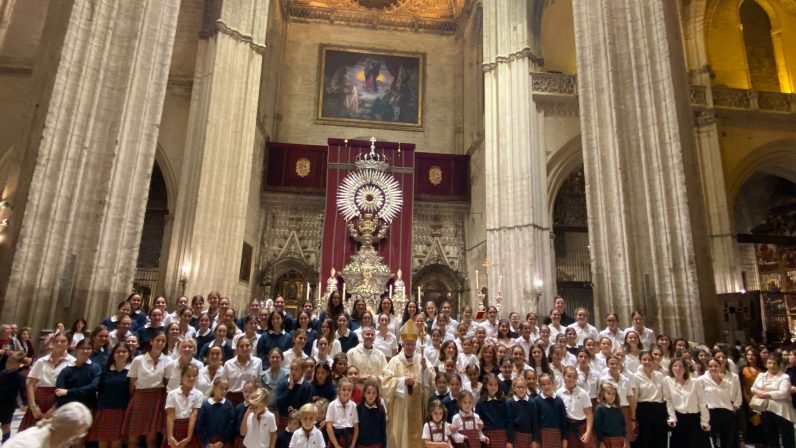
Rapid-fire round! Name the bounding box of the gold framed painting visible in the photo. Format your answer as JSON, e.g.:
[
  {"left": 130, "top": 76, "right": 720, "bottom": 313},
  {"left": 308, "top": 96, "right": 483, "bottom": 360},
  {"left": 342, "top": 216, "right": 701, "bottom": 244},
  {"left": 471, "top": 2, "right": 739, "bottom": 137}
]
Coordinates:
[{"left": 317, "top": 45, "right": 425, "bottom": 130}]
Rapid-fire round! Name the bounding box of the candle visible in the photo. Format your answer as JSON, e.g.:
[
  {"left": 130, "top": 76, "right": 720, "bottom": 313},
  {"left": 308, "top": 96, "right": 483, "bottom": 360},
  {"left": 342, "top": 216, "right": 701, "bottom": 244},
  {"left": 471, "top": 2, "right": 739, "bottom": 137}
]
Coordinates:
[
  {"left": 475, "top": 270, "right": 479, "bottom": 291},
  {"left": 317, "top": 282, "right": 321, "bottom": 302},
  {"left": 306, "top": 282, "right": 310, "bottom": 301},
  {"left": 389, "top": 285, "right": 393, "bottom": 299},
  {"left": 498, "top": 274, "right": 502, "bottom": 292},
  {"left": 417, "top": 286, "right": 421, "bottom": 300},
  {"left": 342, "top": 283, "right": 347, "bottom": 301}
]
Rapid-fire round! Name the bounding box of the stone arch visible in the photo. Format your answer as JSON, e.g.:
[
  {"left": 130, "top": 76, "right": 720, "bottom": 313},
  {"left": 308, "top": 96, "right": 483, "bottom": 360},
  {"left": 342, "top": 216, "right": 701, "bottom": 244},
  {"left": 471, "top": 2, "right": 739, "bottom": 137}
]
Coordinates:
[
  {"left": 727, "top": 139, "right": 796, "bottom": 203},
  {"left": 413, "top": 263, "right": 464, "bottom": 316},
  {"left": 155, "top": 143, "right": 177, "bottom": 210},
  {"left": 547, "top": 135, "right": 583, "bottom": 220}
]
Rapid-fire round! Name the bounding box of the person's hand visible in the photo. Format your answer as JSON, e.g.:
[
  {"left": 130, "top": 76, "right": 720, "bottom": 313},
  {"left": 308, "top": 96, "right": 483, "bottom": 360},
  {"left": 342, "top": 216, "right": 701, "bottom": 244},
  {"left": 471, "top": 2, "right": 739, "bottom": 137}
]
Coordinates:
[
  {"left": 168, "top": 435, "right": 179, "bottom": 448},
  {"left": 701, "top": 423, "right": 711, "bottom": 432},
  {"left": 450, "top": 423, "right": 459, "bottom": 432},
  {"left": 31, "top": 406, "right": 44, "bottom": 419},
  {"left": 580, "top": 431, "right": 591, "bottom": 444},
  {"left": 667, "top": 419, "right": 676, "bottom": 428},
  {"left": 477, "top": 420, "right": 483, "bottom": 430},
  {"left": 287, "top": 406, "right": 294, "bottom": 414},
  {"left": 55, "top": 388, "right": 68, "bottom": 397},
  {"left": 405, "top": 376, "right": 416, "bottom": 387}
]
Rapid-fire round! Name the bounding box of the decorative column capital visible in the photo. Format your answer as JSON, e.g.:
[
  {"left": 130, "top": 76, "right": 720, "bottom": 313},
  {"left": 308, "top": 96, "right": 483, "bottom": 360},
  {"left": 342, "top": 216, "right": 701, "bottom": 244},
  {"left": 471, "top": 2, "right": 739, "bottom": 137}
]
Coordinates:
[{"left": 200, "top": 19, "right": 267, "bottom": 55}]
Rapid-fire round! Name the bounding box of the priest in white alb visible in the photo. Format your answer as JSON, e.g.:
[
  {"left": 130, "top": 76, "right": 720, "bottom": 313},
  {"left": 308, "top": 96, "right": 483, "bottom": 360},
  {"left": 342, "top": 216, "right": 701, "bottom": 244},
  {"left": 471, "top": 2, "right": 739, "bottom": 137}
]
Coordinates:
[{"left": 381, "top": 317, "right": 434, "bottom": 448}]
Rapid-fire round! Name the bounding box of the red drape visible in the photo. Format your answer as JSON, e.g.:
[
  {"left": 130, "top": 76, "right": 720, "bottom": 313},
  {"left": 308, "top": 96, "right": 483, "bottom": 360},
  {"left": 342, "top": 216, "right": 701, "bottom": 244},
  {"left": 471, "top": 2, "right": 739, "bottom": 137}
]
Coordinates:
[{"left": 320, "top": 139, "right": 415, "bottom": 295}]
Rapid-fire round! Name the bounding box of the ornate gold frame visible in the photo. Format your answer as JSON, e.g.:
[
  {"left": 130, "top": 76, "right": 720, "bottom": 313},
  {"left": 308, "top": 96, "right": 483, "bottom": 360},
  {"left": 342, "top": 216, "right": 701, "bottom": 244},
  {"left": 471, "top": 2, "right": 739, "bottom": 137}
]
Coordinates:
[{"left": 316, "top": 45, "right": 425, "bottom": 130}]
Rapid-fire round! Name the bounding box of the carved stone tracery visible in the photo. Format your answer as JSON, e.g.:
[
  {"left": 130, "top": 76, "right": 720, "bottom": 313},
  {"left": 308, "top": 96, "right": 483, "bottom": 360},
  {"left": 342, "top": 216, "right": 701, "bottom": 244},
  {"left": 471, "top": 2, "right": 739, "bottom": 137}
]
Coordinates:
[{"left": 412, "top": 204, "right": 467, "bottom": 274}]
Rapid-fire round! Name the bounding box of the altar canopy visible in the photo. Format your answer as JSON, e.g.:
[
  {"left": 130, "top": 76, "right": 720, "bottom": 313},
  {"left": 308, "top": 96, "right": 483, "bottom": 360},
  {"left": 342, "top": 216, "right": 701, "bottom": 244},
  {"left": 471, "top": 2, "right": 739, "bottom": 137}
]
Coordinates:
[{"left": 321, "top": 138, "right": 415, "bottom": 294}]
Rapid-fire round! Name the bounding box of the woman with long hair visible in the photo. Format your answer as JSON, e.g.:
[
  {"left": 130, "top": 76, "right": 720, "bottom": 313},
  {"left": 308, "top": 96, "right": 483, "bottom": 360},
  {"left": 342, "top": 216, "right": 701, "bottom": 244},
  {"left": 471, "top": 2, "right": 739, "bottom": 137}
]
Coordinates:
[
  {"left": 402, "top": 300, "right": 419, "bottom": 325},
  {"left": 311, "top": 318, "right": 342, "bottom": 358},
  {"left": 123, "top": 331, "right": 169, "bottom": 448},
  {"left": 751, "top": 354, "right": 796, "bottom": 448},
  {"left": 376, "top": 296, "right": 400, "bottom": 339},
  {"left": 662, "top": 358, "right": 711, "bottom": 448},
  {"left": 86, "top": 342, "right": 132, "bottom": 448},
  {"left": 19, "top": 333, "right": 74, "bottom": 431},
  {"left": 293, "top": 311, "right": 318, "bottom": 356},
  {"left": 740, "top": 346, "right": 765, "bottom": 446},
  {"left": 319, "top": 291, "right": 347, "bottom": 326},
  {"left": 67, "top": 319, "right": 88, "bottom": 353},
  {"left": 349, "top": 298, "right": 368, "bottom": 332},
  {"left": 222, "top": 336, "right": 262, "bottom": 406},
  {"left": 88, "top": 325, "right": 110, "bottom": 366}
]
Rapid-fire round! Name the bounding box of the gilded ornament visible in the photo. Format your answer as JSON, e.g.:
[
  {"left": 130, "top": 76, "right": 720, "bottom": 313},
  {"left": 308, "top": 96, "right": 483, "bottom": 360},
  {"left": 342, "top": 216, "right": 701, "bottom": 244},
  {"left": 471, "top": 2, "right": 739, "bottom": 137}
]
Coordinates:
[
  {"left": 428, "top": 165, "right": 442, "bottom": 185},
  {"left": 295, "top": 158, "right": 311, "bottom": 177}
]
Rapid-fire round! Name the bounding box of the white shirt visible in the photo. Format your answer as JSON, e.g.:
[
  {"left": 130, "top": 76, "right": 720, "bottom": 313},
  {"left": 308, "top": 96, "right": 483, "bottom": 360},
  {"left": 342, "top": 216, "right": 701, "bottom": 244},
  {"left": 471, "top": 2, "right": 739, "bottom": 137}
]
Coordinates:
[
  {"left": 311, "top": 339, "right": 342, "bottom": 358},
  {"left": 577, "top": 366, "right": 601, "bottom": 399},
  {"left": 699, "top": 373, "right": 742, "bottom": 411},
  {"left": 633, "top": 369, "right": 665, "bottom": 403},
  {"left": 282, "top": 349, "right": 309, "bottom": 369},
  {"left": 196, "top": 365, "right": 223, "bottom": 398},
  {"left": 548, "top": 323, "right": 564, "bottom": 341},
  {"left": 164, "top": 357, "right": 204, "bottom": 391},
  {"left": 326, "top": 398, "right": 359, "bottom": 429},
  {"left": 567, "top": 322, "right": 599, "bottom": 345},
  {"left": 128, "top": 353, "right": 169, "bottom": 389},
  {"left": 374, "top": 331, "right": 398, "bottom": 358},
  {"left": 457, "top": 353, "right": 479, "bottom": 372},
  {"left": 624, "top": 353, "right": 640, "bottom": 376},
  {"left": 424, "top": 345, "right": 441, "bottom": 367},
  {"left": 451, "top": 410, "right": 485, "bottom": 443},
  {"left": 557, "top": 386, "right": 592, "bottom": 420},
  {"left": 598, "top": 328, "right": 624, "bottom": 351},
  {"left": 622, "top": 326, "right": 656, "bottom": 351},
  {"left": 28, "top": 352, "right": 75, "bottom": 387},
  {"left": 222, "top": 356, "right": 263, "bottom": 392},
  {"left": 479, "top": 320, "right": 498, "bottom": 339},
  {"left": 662, "top": 377, "right": 709, "bottom": 425},
  {"left": 2, "top": 426, "right": 53, "bottom": 447},
  {"left": 289, "top": 426, "right": 326, "bottom": 448},
  {"left": 422, "top": 421, "right": 451, "bottom": 442},
  {"left": 108, "top": 329, "right": 132, "bottom": 347},
  {"left": 243, "top": 410, "right": 277, "bottom": 448},
  {"left": 513, "top": 336, "right": 535, "bottom": 358},
  {"left": 233, "top": 332, "right": 260, "bottom": 349},
  {"left": 751, "top": 371, "right": 796, "bottom": 422},
  {"left": 165, "top": 386, "right": 204, "bottom": 419},
  {"left": 599, "top": 373, "right": 634, "bottom": 407}
]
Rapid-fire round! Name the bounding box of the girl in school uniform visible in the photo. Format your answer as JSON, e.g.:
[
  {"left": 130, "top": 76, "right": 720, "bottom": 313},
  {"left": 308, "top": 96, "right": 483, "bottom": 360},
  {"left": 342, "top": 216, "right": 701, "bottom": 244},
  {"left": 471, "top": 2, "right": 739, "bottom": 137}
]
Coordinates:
[
  {"left": 197, "top": 377, "right": 236, "bottom": 447},
  {"left": 234, "top": 380, "right": 259, "bottom": 448},
  {"left": 283, "top": 330, "right": 310, "bottom": 368},
  {"left": 423, "top": 400, "right": 453, "bottom": 448},
  {"left": 86, "top": 342, "right": 132, "bottom": 447},
  {"left": 632, "top": 351, "right": 667, "bottom": 448},
  {"left": 311, "top": 362, "right": 336, "bottom": 403},
  {"left": 124, "top": 331, "right": 169, "bottom": 448},
  {"left": 19, "top": 332, "right": 74, "bottom": 431},
  {"left": 222, "top": 336, "right": 263, "bottom": 406},
  {"left": 506, "top": 377, "right": 536, "bottom": 448},
  {"left": 290, "top": 403, "right": 326, "bottom": 448},
  {"left": 451, "top": 389, "right": 489, "bottom": 448},
  {"left": 443, "top": 374, "right": 463, "bottom": 423},
  {"left": 193, "top": 314, "right": 214, "bottom": 359},
  {"left": 593, "top": 383, "right": 626, "bottom": 448},
  {"left": 356, "top": 379, "right": 387, "bottom": 448},
  {"left": 54, "top": 339, "right": 102, "bottom": 447},
  {"left": 276, "top": 359, "right": 313, "bottom": 430},
  {"left": 532, "top": 372, "right": 567, "bottom": 448},
  {"left": 497, "top": 358, "right": 513, "bottom": 396},
  {"left": 662, "top": 358, "right": 711, "bottom": 448},
  {"left": 165, "top": 339, "right": 203, "bottom": 392},
  {"left": 575, "top": 349, "right": 600, "bottom": 408},
  {"left": 599, "top": 355, "right": 637, "bottom": 445},
  {"left": 241, "top": 387, "right": 277, "bottom": 448},
  {"left": 557, "top": 366, "right": 594, "bottom": 448},
  {"left": 475, "top": 373, "right": 513, "bottom": 448},
  {"left": 699, "top": 357, "right": 741, "bottom": 448},
  {"left": 164, "top": 364, "right": 203, "bottom": 448},
  {"left": 196, "top": 345, "right": 225, "bottom": 399},
  {"left": 326, "top": 377, "right": 359, "bottom": 448}
]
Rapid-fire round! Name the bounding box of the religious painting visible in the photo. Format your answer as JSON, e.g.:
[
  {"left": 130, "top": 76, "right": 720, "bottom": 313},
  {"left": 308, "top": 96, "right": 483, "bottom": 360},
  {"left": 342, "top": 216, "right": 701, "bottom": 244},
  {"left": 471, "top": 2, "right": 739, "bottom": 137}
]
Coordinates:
[{"left": 317, "top": 45, "right": 424, "bottom": 129}]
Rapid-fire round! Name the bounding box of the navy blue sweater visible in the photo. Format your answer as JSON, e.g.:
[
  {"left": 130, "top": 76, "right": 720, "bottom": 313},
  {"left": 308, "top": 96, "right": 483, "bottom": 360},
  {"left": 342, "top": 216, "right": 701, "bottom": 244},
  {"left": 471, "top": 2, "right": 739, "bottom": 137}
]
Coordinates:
[
  {"left": 234, "top": 402, "right": 249, "bottom": 437},
  {"left": 55, "top": 362, "right": 102, "bottom": 408},
  {"left": 193, "top": 331, "right": 215, "bottom": 360},
  {"left": 311, "top": 381, "right": 337, "bottom": 402},
  {"left": 136, "top": 325, "right": 165, "bottom": 351},
  {"left": 0, "top": 368, "right": 25, "bottom": 408},
  {"left": 276, "top": 379, "right": 312, "bottom": 416},
  {"left": 593, "top": 405, "right": 625, "bottom": 441},
  {"left": 337, "top": 332, "right": 359, "bottom": 353},
  {"left": 97, "top": 367, "right": 130, "bottom": 409},
  {"left": 197, "top": 398, "right": 236, "bottom": 443},
  {"left": 507, "top": 397, "right": 538, "bottom": 435},
  {"left": 257, "top": 331, "right": 292, "bottom": 360},
  {"left": 476, "top": 398, "right": 514, "bottom": 443},
  {"left": 442, "top": 395, "right": 458, "bottom": 423},
  {"left": 199, "top": 341, "right": 234, "bottom": 362},
  {"left": 357, "top": 404, "right": 388, "bottom": 446},
  {"left": 532, "top": 393, "right": 568, "bottom": 442}
]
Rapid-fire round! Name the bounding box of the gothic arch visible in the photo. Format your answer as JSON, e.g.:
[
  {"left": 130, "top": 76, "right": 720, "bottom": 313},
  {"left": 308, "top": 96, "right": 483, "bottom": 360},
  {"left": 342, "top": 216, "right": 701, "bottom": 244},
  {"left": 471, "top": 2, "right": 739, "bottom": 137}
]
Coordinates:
[
  {"left": 727, "top": 139, "right": 796, "bottom": 202},
  {"left": 413, "top": 263, "right": 464, "bottom": 315},
  {"left": 547, "top": 135, "right": 583, "bottom": 220},
  {"left": 155, "top": 143, "right": 177, "bottom": 211}
]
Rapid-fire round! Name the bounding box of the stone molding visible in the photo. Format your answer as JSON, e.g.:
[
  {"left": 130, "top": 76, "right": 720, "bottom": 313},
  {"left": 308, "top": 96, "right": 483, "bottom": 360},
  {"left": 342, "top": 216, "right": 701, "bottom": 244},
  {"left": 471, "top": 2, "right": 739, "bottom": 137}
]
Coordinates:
[
  {"left": 482, "top": 47, "right": 541, "bottom": 73},
  {"left": 412, "top": 202, "right": 467, "bottom": 273},
  {"left": 201, "top": 19, "right": 267, "bottom": 54},
  {"left": 531, "top": 72, "right": 577, "bottom": 95},
  {"left": 283, "top": 0, "right": 458, "bottom": 33}
]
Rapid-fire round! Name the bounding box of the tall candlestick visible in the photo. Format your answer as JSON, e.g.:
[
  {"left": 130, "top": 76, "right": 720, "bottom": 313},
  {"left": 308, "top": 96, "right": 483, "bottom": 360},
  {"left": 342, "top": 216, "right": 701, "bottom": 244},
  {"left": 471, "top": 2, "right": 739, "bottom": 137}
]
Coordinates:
[
  {"left": 306, "top": 282, "right": 310, "bottom": 301},
  {"left": 498, "top": 274, "right": 502, "bottom": 293},
  {"left": 475, "top": 270, "right": 479, "bottom": 291},
  {"left": 417, "top": 286, "right": 422, "bottom": 301},
  {"left": 389, "top": 285, "right": 393, "bottom": 299},
  {"left": 342, "top": 283, "right": 347, "bottom": 301},
  {"left": 317, "top": 282, "right": 321, "bottom": 302}
]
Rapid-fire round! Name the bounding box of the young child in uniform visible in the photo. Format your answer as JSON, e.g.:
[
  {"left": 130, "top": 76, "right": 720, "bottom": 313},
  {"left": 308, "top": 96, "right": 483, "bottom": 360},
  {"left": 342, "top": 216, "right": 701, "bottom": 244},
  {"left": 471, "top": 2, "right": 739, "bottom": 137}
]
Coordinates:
[
  {"left": 423, "top": 400, "right": 453, "bottom": 448},
  {"left": 450, "top": 390, "right": 489, "bottom": 448},
  {"left": 325, "top": 377, "right": 359, "bottom": 448}
]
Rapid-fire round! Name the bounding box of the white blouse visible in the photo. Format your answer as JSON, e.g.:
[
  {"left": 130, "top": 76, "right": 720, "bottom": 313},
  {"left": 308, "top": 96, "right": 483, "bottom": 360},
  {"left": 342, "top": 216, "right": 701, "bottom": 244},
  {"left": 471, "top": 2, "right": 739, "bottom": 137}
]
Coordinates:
[
  {"left": 634, "top": 369, "right": 665, "bottom": 403},
  {"left": 699, "top": 373, "right": 742, "bottom": 411},
  {"left": 128, "top": 353, "right": 169, "bottom": 389},
  {"left": 599, "top": 373, "right": 634, "bottom": 407},
  {"left": 751, "top": 371, "right": 796, "bottom": 422},
  {"left": 165, "top": 387, "right": 203, "bottom": 419},
  {"left": 662, "top": 377, "right": 709, "bottom": 425},
  {"left": 28, "top": 352, "right": 75, "bottom": 387},
  {"left": 196, "top": 365, "right": 223, "bottom": 398},
  {"left": 164, "top": 357, "right": 204, "bottom": 391},
  {"left": 221, "top": 356, "right": 263, "bottom": 392}
]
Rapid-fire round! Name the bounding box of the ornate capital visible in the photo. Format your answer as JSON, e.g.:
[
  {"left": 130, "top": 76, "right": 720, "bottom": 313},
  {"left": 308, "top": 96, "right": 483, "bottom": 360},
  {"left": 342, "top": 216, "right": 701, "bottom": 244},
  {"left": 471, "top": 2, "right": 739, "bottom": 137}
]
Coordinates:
[
  {"left": 200, "top": 19, "right": 267, "bottom": 55},
  {"left": 482, "top": 47, "right": 541, "bottom": 73}
]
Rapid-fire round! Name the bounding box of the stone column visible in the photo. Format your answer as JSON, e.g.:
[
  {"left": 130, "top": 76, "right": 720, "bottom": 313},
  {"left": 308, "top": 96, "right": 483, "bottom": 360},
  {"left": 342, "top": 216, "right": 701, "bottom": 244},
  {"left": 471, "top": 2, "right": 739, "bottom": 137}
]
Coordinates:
[
  {"left": 482, "top": 0, "right": 555, "bottom": 317},
  {"left": 0, "top": 0, "right": 181, "bottom": 330},
  {"left": 163, "top": 0, "right": 268, "bottom": 305},
  {"left": 572, "top": 0, "right": 717, "bottom": 341},
  {"left": 683, "top": 0, "right": 743, "bottom": 295}
]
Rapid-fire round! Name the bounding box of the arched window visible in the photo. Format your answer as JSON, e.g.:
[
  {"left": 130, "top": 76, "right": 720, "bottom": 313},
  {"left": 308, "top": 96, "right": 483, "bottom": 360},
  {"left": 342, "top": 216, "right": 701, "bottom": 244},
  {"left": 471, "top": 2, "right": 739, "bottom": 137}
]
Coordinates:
[{"left": 740, "top": 0, "right": 780, "bottom": 91}]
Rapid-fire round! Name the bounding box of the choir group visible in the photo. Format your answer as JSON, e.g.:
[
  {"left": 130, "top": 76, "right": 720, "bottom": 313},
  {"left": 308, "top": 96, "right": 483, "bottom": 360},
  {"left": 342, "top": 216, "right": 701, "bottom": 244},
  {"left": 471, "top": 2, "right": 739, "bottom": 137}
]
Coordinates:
[{"left": 1, "top": 291, "right": 796, "bottom": 448}]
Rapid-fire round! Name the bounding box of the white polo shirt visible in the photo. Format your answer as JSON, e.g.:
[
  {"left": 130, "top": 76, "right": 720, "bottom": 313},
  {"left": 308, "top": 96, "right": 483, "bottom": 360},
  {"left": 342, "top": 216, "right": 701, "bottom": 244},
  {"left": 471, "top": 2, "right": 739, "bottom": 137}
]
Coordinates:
[
  {"left": 289, "top": 426, "right": 325, "bottom": 448},
  {"left": 243, "top": 409, "right": 277, "bottom": 448},
  {"left": 164, "top": 357, "right": 204, "bottom": 391},
  {"left": 567, "top": 322, "right": 599, "bottom": 345},
  {"left": 374, "top": 331, "right": 398, "bottom": 359},
  {"left": 222, "top": 356, "right": 263, "bottom": 392},
  {"left": 326, "top": 398, "right": 358, "bottom": 429},
  {"left": 28, "top": 352, "right": 75, "bottom": 387},
  {"left": 557, "top": 386, "right": 592, "bottom": 421},
  {"left": 128, "top": 352, "right": 169, "bottom": 389},
  {"left": 165, "top": 386, "right": 203, "bottom": 419}
]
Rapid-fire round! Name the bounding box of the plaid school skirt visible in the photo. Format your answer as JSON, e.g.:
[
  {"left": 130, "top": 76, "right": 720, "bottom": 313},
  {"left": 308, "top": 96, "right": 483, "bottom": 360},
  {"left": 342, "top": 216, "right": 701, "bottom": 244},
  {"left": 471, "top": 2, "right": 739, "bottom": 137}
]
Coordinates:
[
  {"left": 515, "top": 431, "right": 533, "bottom": 447},
  {"left": 87, "top": 407, "right": 127, "bottom": 441},
  {"left": 19, "top": 387, "right": 56, "bottom": 431},
  {"left": 601, "top": 436, "right": 625, "bottom": 448},
  {"left": 123, "top": 387, "right": 166, "bottom": 437},
  {"left": 162, "top": 418, "right": 200, "bottom": 448},
  {"left": 453, "top": 428, "right": 481, "bottom": 448},
  {"left": 567, "top": 418, "right": 597, "bottom": 448},
  {"left": 329, "top": 427, "right": 354, "bottom": 448},
  {"left": 483, "top": 429, "right": 508, "bottom": 448},
  {"left": 278, "top": 414, "right": 290, "bottom": 431},
  {"left": 356, "top": 444, "right": 385, "bottom": 448},
  {"left": 539, "top": 427, "right": 563, "bottom": 448},
  {"left": 621, "top": 406, "right": 637, "bottom": 442}
]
